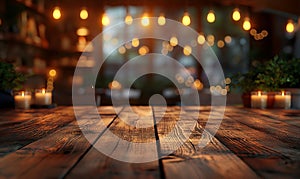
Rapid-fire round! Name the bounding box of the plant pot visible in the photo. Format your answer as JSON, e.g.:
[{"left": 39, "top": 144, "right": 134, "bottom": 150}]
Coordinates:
[
  {"left": 285, "top": 88, "right": 300, "bottom": 109},
  {"left": 0, "top": 90, "right": 14, "bottom": 108},
  {"left": 267, "top": 92, "right": 276, "bottom": 108},
  {"left": 242, "top": 93, "right": 251, "bottom": 108}
]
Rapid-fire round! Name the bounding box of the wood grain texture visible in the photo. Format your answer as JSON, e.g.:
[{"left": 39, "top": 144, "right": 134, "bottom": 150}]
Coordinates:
[
  {"left": 211, "top": 106, "right": 300, "bottom": 178},
  {"left": 0, "top": 106, "right": 299, "bottom": 178},
  {"left": 153, "top": 106, "right": 258, "bottom": 179},
  {"left": 66, "top": 106, "right": 161, "bottom": 179},
  {"left": 0, "top": 107, "right": 75, "bottom": 157},
  {"left": 0, "top": 107, "right": 116, "bottom": 178}
]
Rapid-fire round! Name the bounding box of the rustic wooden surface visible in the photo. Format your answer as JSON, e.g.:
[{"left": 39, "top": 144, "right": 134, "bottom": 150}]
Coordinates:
[{"left": 0, "top": 106, "right": 299, "bottom": 178}]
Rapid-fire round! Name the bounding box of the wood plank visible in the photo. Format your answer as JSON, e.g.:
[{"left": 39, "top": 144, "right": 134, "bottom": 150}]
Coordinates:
[
  {"left": 66, "top": 106, "right": 161, "bottom": 179},
  {"left": 0, "top": 107, "right": 75, "bottom": 157},
  {"left": 153, "top": 106, "right": 258, "bottom": 179},
  {"left": 0, "top": 106, "right": 117, "bottom": 178},
  {"left": 204, "top": 106, "right": 300, "bottom": 178},
  {"left": 246, "top": 108, "right": 300, "bottom": 128}
]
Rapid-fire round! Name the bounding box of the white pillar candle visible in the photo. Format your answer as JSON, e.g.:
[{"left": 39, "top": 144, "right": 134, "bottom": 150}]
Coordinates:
[
  {"left": 274, "top": 91, "right": 291, "bottom": 109},
  {"left": 35, "top": 88, "right": 52, "bottom": 105},
  {"left": 251, "top": 91, "right": 267, "bottom": 109},
  {"left": 14, "top": 91, "right": 31, "bottom": 109}
]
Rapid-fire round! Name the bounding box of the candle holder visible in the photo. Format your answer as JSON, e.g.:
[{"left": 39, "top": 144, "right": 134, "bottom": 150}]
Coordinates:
[
  {"left": 32, "top": 88, "right": 55, "bottom": 108},
  {"left": 251, "top": 91, "right": 267, "bottom": 109},
  {"left": 274, "top": 91, "right": 291, "bottom": 109},
  {"left": 14, "top": 91, "right": 32, "bottom": 109}
]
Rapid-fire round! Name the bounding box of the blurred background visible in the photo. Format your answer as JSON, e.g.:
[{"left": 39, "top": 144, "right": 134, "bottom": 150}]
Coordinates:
[{"left": 0, "top": 0, "right": 299, "bottom": 105}]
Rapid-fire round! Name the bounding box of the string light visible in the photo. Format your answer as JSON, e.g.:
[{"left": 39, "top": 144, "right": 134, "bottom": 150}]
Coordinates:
[
  {"left": 101, "top": 13, "right": 110, "bottom": 26},
  {"left": 197, "top": 34, "right": 205, "bottom": 45},
  {"left": 182, "top": 12, "right": 191, "bottom": 26},
  {"left": 132, "top": 38, "right": 139, "bottom": 47},
  {"left": 207, "top": 10, "right": 215, "bottom": 23},
  {"left": 170, "top": 36, "right": 178, "bottom": 46},
  {"left": 76, "top": 27, "right": 89, "bottom": 36},
  {"left": 52, "top": 6, "right": 62, "bottom": 20},
  {"left": 158, "top": 14, "right": 166, "bottom": 26},
  {"left": 232, "top": 8, "right": 241, "bottom": 21},
  {"left": 125, "top": 14, "right": 133, "bottom": 25},
  {"left": 286, "top": 20, "right": 295, "bottom": 33},
  {"left": 243, "top": 17, "right": 251, "bottom": 31},
  {"left": 141, "top": 13, "right": 150, "bottom": 26},
  {"left": 183, "top": 45, "right": 192, "bottom": 56},
  {"left": 80, "top": 8, "right": 88, "bottom": 20}
]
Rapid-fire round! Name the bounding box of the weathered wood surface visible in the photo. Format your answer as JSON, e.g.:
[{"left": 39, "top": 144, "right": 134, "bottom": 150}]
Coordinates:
[{"left": 0, "top": 106, "right": 299, "bottom": 178}]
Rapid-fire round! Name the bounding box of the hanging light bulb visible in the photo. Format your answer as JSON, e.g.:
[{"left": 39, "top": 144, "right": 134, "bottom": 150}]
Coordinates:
[
  {"left": 286, "top": 20, "right": 295, "bottom": 33},
  {"left": 102, "top": 13, "right": 110, "bottom": 26},
  {"left": 182, "top": 12, "right": 191, "bottom": 26},
  {"left": 52, "top": 6, "right": 61, "bottom": 20},
  {"left": 125, "top": 14, "right": 133, "bottom": 25},
  {"left": 80, "top": 7, "right": 88, "bottom": 20},
  {"left": 243, "top": 17, "right": 251, "bottom": 31},
  {"left": 207, "top": 10, "right": 215, "bottom": 23},
  {"left": 141, "top": 13, "right": 150, "bottom": 27},
  {"left": 232, "top": 8, "right": 241, "bottom": 21},
  {"left": 158, "top": 14, "right": 166, "bottom": 26}
]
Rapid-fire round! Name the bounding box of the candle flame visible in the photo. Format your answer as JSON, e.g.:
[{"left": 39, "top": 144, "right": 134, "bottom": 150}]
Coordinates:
[
  {"left": 42, "top": 88, "right": 46, "bottom": 94},
  {"left": 258, "top": 91, "right": 261, "bottom": 96},
  {"left": 281, "top": 91, "right": 284, "bottom": 96},
  {"left": 21, "top": 91, "right": 25, "bottom": 97}
]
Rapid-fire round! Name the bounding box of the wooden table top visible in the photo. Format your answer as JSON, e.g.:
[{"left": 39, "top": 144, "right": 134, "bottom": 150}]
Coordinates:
[{"left": 0, "top": 106, "right": 299, "bottom": 178}]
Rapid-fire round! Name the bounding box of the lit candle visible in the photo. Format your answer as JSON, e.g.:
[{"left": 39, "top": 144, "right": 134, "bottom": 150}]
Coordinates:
[
  {"left": 14, "top": 91, "right": 31, "bottom": 109},
  {"left": 274, "top": 91, "right": 291, "bottom": 109},
  {"left": 35, "top": 88, "right": 52, "bottom": 105},
  {"left": 251, "top": 91, "right": 267, "bottom": 109}
]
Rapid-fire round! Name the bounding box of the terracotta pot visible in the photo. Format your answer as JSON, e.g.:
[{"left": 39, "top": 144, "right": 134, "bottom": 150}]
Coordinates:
[
  {"left": 267, "top": 92, "right": 276, "bottom": 108},
  {"left": 242, "top": 93, "right": 251, "bottom": 108}
]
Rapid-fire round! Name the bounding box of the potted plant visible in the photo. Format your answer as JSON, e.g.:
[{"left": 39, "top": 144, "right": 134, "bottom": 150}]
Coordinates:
[
  {"left": 0, "top": 61, "right": 26, "bottom": 108},
  {"left": 231, "top": 56, "right": 299, "bottom": 108},
  {"left": 279, "top": 57, "right": 300, "bottom": 109}
]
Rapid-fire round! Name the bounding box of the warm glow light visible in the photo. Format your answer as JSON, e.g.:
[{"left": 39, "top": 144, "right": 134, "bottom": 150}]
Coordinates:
[
  {"left": 193, "top": 79, "right": 203, "bottom": 90},
  {"left": 217, "top": 40, "right": 225, "bottom": 48},
  {"left": 76, "top": 27, "right": 89, "bottom": 36},
  {"left": 207, "top": 10, "right": 215, "bottom": 23},
  {"left": 250, "top": 29, "right": 257, "bottom": 35},
  {"left": 232, "top": 8, "right": 241, "bottom": 21},
  {"left": 183, "top": 45, "right": 192, "bottom": 56},
  {"left": 109, "top": 80, "right": 122, "bottom": 90},
  {"left": 138, "top": 46, "right": 149, "bottom": 55},
  {"left": 243, "top": 17, "right": 251, "bottom": 31},
  {"left": 125, "top": 14, "right": 133, "bottom": 25},
  {"left": 207, "top": 35, "right": 215, "bottom": 43},
  {"left": 158, "top": 15, "right": 166, "bottom": 25},
  {"left": 80, "top": 8, "right": 88, "bottom": 20},
  {"left": 49, "top": 69, "right": 57, "bottom": 77},
  {"left": 224, "top": 36, "right": 232, "bottom": 44},
  {"left": 42, "top": 88, "right": 46, "bottom": 94},
  {"left": 261, "top": 30, "right": 268, "bottom": 37},
  {"left": 182, "top": 12, "right": 191, "bottom": 26},
  {"left": 102, "top": 13, "right": 110, "bottom": 26},
  {"left": 197, "top": 34, "right": 205, "bottom": 45},
  {"left": 132, "top": 38, "right": 139, "bottom": 47},
  {"left": 170, "top": 36, "right": 178, "bottom": 46},
  {"left": 258, "top": 91, "right": 261, "bottom": 96},
  {"left": 52, "top": 6, "right": 61, "bottom": 20},
  {"left": 118, "top": 46, "right": 126, "bottom": 54},
  {"left": 286, "top": 20, "right": 295, "bottom": 33},
  {"left": 21, "top": 91, "right": 25, "bottom": 97},
  {"left": 281, "top": 91, "right": 285, "bottom": 96},
  {"left": 141, "top": 14, "right": 150, "bottom": 26}
]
